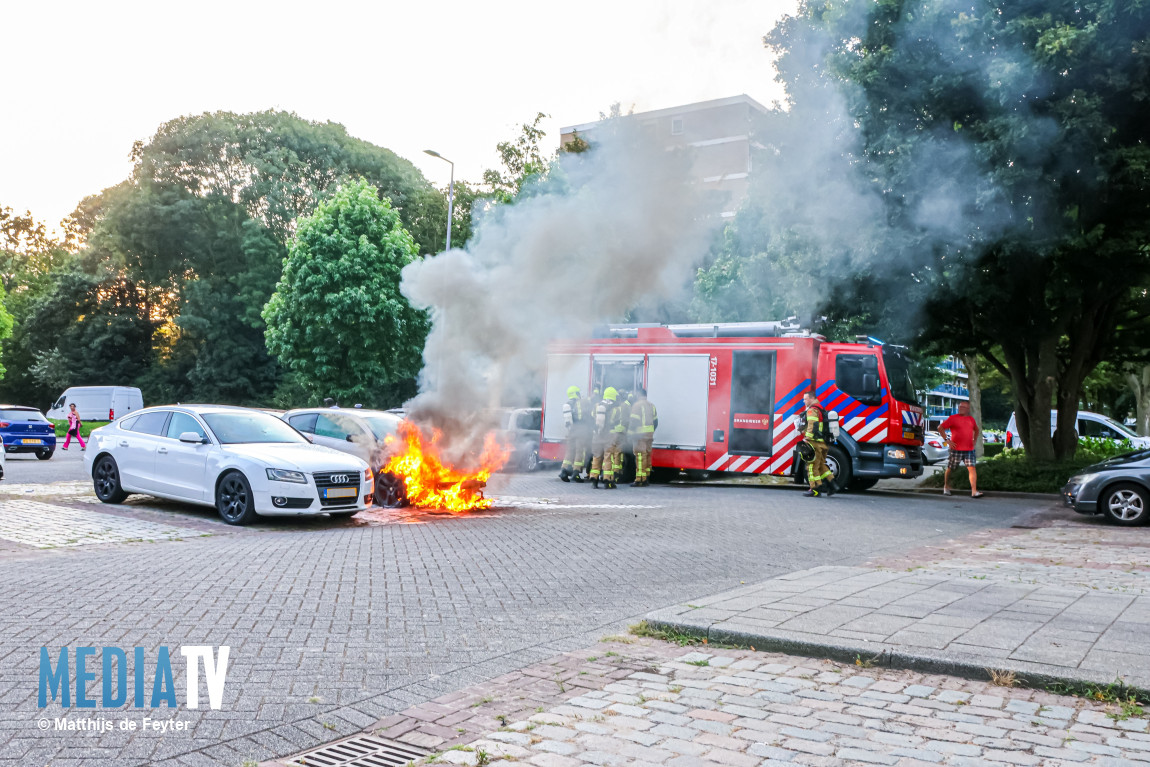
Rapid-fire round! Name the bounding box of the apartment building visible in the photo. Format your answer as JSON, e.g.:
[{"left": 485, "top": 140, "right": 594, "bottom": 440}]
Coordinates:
[
  {"left": 559, "top": 94, "right": 770, "bottom": 218},
  {"left": 925, "top": 356, "right": 970, "bottom": 430}
]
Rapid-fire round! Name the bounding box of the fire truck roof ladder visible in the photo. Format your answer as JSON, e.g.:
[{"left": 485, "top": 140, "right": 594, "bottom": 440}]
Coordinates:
[{"left": 591, "top": 320, "right": 816, "bottom": 339}]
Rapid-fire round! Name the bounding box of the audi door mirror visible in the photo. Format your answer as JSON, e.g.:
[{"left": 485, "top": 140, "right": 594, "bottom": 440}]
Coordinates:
[{"left": 179, "top": 432, "right": 206, "bottom": 444}]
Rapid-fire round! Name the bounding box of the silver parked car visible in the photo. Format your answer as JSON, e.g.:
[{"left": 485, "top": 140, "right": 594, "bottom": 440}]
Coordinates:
[
  {"left": 281, "top": 408, "right": 404, "bottom": 506},
  {"left": 922, "top": 431, "right": 949, "bottom": 465}
]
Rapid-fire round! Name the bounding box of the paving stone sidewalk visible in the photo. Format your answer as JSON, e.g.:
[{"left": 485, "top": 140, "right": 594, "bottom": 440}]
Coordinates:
[
  {"left": 647, "top": 518, "right": 1150, "bottom": 695},
  {"left": 274, "top": 637, "right": 1150, "bottom": 767}
]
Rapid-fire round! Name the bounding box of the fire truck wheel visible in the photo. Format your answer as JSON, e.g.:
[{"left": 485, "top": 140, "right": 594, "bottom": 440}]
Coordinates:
[
  {"left": 825, "top": 445, "right": 852, "bottom": 492},
  {"left": 649, "top": 467, "right": 677, "bottom": 483}
]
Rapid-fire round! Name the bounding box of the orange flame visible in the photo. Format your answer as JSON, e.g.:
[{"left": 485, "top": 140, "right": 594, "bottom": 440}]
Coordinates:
[{"left": 382, "top": 420, "right": 511, "bottom": 512}]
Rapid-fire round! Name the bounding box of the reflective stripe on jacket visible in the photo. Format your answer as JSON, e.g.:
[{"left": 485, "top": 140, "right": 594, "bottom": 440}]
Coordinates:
[
  {"left": 805, "top": 404, "right": 827, "bottom": 443},
  {"left": 613, "top": 401, "right": 630, "bottom": 433},
  {"left": 629, "top": 400, "right": 657, "bottom": 434}
]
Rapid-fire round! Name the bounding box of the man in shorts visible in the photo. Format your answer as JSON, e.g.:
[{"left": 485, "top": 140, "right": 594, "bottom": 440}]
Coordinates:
[{"left": 940, "top": 402, "right": 983, "bottom": 497}]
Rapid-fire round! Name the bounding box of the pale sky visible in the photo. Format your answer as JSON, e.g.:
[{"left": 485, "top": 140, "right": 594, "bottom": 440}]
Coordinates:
[{"left": 2, "top": 0, "right": 795, "bottom": 228}]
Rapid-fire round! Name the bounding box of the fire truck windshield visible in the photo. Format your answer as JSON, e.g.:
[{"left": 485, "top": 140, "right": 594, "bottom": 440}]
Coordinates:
[{"left": 882, "top": 349, "right": 919, "bottom": 405}]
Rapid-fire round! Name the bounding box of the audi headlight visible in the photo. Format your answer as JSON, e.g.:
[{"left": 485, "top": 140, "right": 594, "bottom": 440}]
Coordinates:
[
  {"left": 266, "top": 468, "right": 307, "bottom": 483},
  {"left": 887, "top": 449, "right": 907, "bottom": 460}
]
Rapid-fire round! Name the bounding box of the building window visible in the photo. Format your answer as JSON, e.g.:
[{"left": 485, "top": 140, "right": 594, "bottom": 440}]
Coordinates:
[{"left": 671, "top": 117, "right": 684, "bottom": 136}]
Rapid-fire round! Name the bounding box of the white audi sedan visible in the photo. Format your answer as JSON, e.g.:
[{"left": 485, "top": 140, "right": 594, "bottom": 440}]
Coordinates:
[{"left": 84, "top": 405, "right": 373, "bottom": 525}]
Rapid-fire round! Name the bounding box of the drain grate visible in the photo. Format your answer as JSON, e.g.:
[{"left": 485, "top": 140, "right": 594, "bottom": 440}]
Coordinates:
[{"left": 282, "top": 734, "right": 429, "bottom": 767}]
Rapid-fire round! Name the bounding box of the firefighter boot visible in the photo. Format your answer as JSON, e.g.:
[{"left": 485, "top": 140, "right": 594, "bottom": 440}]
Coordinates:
[
  {"left": 572, "top": 474, "right": 584, "bottom": 483},
  {"left": 822, "top": 480, "right": 835, "bottom": 497},
  {"left": 592, "top": 475, "right": 599, "bottom": 489},
  {"left": 803, "top": 488, "right": 821, "bottom": 498},
  {"left": 559, "top": 467, "right": 571, "bottom": 482}
]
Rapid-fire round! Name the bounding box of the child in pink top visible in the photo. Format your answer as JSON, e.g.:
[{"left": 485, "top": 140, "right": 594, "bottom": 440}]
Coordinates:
[{"left": 62, "top": 403, "right": 86, "bottom": 451}]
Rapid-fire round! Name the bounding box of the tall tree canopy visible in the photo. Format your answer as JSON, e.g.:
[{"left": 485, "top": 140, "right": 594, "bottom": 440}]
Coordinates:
[
  {"left": 701, "top": 0, "right": 1150, "bottom": 461},
  {"left": 47, "top": 110, "right": 440, "bottom": 406},
  {"left": 263, "top": 180, "right": 427, "bottom": 405}
]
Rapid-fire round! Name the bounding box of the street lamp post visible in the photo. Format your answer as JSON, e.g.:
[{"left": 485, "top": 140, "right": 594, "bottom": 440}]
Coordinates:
[{"left": 423, "top": 149, "right": 454, "bottom": 252}]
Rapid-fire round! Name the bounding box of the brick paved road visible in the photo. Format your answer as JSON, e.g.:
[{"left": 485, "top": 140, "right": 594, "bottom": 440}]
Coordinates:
[
  {"left": 367, "top": 638, "right": 1150, "bottom": 767},
  {"left": 0, "top": 475, "right": 1050, "bottom": 766}
]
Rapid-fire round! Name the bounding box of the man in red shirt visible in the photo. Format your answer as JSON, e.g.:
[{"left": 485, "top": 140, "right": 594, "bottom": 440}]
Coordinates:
[{"left": 939, "top": 402, "right": 983, "bottom": 497}]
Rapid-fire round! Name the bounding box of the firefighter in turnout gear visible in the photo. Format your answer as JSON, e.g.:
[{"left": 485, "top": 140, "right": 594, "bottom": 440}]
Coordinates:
[
  {"left": 612, "top": 390, "right": 633, "bottom": 481},
  {"left": 576, "top": 387, "right": 595, "bottom": 479},
  {"left": 558, "top": 385, "right": 588, "bottom": 482},
  {"left": 802, "top": 392, "right": 835, "bottom": 497},
  {"left": 590, "top": 387, "right": 621, "bottom": 489},
  {"left": 628, "top": 387, "right": 658, "bottom": 486},
  {"left": 583, "top": 387, "right": 601, "bottom": 478}
]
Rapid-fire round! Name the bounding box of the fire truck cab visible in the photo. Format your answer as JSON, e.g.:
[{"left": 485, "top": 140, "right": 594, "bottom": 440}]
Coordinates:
[{"left": 540, "top": 322, "right": 925, "bottom": 491}]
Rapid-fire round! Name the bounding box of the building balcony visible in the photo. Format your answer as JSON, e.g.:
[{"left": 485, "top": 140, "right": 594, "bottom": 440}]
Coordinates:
[{"left": 929, "top": 383, "right": 970, "bottom": 398}]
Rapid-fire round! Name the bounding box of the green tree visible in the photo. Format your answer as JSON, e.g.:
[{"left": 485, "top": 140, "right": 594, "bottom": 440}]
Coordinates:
[
  {"left": 761, "top": 0, "right": 1150, "bottom": 461},
  {"left": 0, "top": 207, "right": 74, "bottom": 397},
  {"left": 79, "top": 110, "right": 437, "bottom": 404},
  {"left": 482, "top": 112, "right": 553, "bottom": 203},
  {"left": 15, "top": 270, "right": 155, "bottom": 405},
  {"left": 263, "top": 180, "right": 428, "bottom": 405},
  {"left": 403, "top": 181, "right": 479, "bottom": 255},
  {"left": 0, "top": 281, "right": 13, "bottom": 381}
]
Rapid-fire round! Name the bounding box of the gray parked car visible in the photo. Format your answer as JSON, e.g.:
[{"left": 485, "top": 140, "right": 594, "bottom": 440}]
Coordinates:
[
  {"left": 489, "top": 407, "right": 542, "bottom": 472},
  {"left": 1062, "top": 450, "right": 1150, "bottom": 526},
  {"left": 281, "top": 408, "right": 404, "bottom": 506}
]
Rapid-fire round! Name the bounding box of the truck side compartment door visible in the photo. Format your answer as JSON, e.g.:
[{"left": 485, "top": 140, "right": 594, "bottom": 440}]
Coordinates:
[
  {"left": 543, "top": 354, "right": 590, "bottom": 443},
  {"left": 727, "top": 351, "right": 777, "bottom": 456},
  {"left": 647, "top": 355, "right": 710, "bottom": 450}
]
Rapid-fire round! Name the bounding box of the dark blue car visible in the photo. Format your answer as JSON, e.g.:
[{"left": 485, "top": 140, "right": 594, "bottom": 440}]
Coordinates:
[{"left": 0, "top": 406, "right": 57, "bottom": 459}]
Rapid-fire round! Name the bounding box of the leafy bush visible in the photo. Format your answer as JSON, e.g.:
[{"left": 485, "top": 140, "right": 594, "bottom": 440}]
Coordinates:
[{"left": 921, "top": 438, "right": 1141, "bottom": 494}]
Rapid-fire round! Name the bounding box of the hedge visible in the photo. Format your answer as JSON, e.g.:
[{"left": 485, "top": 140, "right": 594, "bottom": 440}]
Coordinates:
[{"left": 921, "top": 438, "right": 1140, "bottom": 494}]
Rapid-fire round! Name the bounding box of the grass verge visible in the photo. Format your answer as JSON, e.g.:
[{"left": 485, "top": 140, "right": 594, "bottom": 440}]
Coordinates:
[{"left": 50, "top": 420, "right": 108, "bottom": 439}]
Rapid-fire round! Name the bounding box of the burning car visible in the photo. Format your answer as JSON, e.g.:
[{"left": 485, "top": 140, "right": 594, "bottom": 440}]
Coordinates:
[
  {"left": 377, "top": 420, "right": 511, "bottom": 511},
  {"left": 282, "top": 408, "right": 512, "bottom": 512}
]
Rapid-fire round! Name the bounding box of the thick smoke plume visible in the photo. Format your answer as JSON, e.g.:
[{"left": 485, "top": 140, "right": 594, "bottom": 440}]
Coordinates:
[
  {"left": 705, "top": 0, "right": 1061, "bottom": 329},
  {"left": 400, "top": 120, "right": 719, "bottom": 460}
]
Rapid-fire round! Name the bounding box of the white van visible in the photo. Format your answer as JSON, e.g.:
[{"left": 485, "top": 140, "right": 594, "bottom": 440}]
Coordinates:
[
  {"left": 1005, "top": 410, "right": 1150, "bottom": 450},
  {"left": 47, "top": 387, "right": 143, "bottom": 422}
]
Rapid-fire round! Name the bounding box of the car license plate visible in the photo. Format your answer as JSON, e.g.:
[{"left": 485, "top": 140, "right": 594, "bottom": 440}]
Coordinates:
[
  {"left": 323, "top": 487, "right": 356, "bottom": 499},
  {"left": 21, "top": 439, "right": 42, "bottom": 444}
]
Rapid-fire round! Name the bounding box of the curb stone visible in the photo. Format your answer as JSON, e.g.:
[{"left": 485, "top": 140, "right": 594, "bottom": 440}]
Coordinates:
[{"left": 644, "top": 610, "right": 1150, "bottom": 700}]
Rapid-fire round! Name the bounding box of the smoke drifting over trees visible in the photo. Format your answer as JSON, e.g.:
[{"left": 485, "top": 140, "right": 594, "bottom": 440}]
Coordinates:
[
  {"left": 697, "top": 0, "right": 1150, "bottom": 461},
  {"left": 400, "top": 121, "right": 719, "bottom": 453}
]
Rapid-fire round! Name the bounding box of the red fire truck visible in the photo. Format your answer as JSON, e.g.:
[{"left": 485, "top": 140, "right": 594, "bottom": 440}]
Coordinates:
[{"left": 539, "top": 321, "right": 926, "bottom": 491}]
